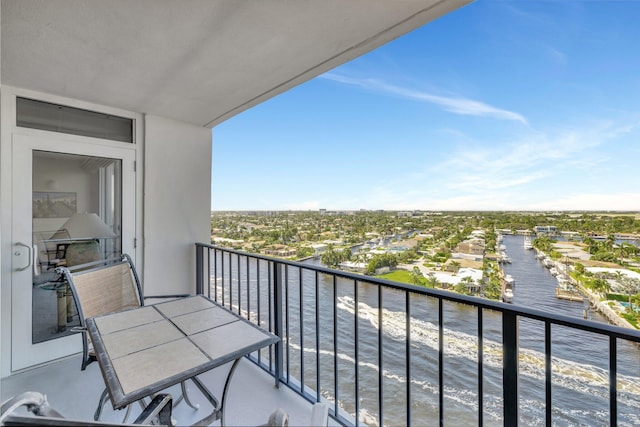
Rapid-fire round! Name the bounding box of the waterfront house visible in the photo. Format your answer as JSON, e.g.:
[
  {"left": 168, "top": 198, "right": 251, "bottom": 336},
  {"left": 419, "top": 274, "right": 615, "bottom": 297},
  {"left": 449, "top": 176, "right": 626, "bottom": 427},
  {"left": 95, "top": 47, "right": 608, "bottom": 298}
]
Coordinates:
[
  {"left": 2, "top": 1, "right": 639, "bottom": 426},
  {"left": 535, "top": 225, "right": 558, "bottom": 235},
  {"left": 262, "top": 244, "right": 297, "bottom": 259},
  {"left": 310, "top": 243, "right": 329, "bottom": 255},
  {"left": 452, "top": 238, "right": 485, "bottom": 261}
]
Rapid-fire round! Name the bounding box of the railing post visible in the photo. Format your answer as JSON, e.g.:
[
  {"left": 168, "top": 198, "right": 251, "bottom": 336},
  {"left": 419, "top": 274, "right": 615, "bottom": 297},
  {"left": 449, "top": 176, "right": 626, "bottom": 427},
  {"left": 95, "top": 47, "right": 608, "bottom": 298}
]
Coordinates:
[
  {"left": 273, "top": 260, "right": 284, "bottom": 388},
  {"left": 195, "top": 244, "right": 204, "bottom": 295},
  {"left": 503, "top": 311, "right": 519, "bottom": 427},
  {"left": 609, "top": 335, "right": 617, "bottom": 426}
]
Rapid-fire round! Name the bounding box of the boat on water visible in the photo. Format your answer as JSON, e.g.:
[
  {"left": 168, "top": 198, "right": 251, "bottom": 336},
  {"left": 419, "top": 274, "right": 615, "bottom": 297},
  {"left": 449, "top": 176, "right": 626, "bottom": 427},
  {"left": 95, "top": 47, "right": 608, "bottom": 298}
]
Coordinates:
[
  {"left": 524, "top": 235, "right": 533, "bottom": 250},
  {"left": 505, "top": 274, "right": 515, "bottom": 286},
  {"left": 549, "top": 267, "right": 559, "bottom": 276},
  {"left": 499, "top": 252, "right": 512, "bottom": 263},
  {"left": 502, "top": 288, "right": 514, "bottom": 303}
]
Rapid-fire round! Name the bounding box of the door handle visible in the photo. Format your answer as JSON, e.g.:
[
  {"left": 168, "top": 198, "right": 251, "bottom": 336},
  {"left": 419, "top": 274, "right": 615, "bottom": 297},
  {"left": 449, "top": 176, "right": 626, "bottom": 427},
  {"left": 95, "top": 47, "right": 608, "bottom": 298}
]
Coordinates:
[{"left": 15, "top": 242, "right": 32, "bottom": 271}]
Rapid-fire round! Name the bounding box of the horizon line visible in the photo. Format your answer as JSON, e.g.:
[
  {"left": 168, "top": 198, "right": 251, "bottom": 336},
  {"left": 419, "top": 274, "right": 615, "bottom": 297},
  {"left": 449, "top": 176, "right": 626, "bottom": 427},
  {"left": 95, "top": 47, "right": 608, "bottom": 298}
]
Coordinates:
[{"left": 211, "top": 209, "right": 640, "bottom": 213}]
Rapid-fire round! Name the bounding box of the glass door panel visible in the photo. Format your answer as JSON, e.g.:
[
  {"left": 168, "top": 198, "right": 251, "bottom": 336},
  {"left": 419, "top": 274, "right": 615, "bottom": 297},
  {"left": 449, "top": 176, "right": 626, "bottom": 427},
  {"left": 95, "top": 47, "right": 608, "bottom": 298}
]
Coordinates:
[{"left": 31, "top": 151, "right": 122, "bottom": 343}]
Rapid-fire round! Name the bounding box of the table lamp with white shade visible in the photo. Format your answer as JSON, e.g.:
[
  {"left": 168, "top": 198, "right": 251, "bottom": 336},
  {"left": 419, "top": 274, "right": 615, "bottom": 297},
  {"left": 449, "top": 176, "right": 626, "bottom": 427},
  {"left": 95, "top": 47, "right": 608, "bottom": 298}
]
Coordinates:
[
  {"left": 51, "top": 213, "right": 117, "bottom": 330},
  {"left": 59, "top": 213, "right": 117, "bottom": 266}
]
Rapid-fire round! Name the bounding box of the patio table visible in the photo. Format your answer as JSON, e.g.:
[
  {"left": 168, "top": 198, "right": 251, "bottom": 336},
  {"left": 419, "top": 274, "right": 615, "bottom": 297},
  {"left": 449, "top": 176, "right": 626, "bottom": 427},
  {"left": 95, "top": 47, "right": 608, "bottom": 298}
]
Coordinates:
[{"left": 85, "top": 294, "right": 279, "bottom": 426}]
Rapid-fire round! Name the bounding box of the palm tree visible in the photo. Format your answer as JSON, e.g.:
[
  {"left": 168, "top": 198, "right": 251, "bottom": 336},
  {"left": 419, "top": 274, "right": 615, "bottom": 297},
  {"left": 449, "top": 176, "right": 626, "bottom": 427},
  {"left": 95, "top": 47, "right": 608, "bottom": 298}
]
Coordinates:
[
  {"left": 425, "top": 274, "right": 439, "bottom": 289},
  {"left": 449, "top": 260, "right": 461, "bottom": 274},
  {"left": 630, "top": 293, "right": 640, "bottom": 313},
  {"left": 410, "top": 267, "right": 425, "bottom": 287}
]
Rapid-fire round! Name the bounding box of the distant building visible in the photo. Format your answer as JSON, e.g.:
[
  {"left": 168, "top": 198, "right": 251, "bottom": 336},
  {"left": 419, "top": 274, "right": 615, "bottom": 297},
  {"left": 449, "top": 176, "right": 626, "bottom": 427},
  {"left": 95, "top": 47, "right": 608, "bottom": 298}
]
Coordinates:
[
  {"left": 470, "top": 230, "right": 485, "bottom": 238},
  {"left": 237, "top": 222, "right": 262, "bottom": 232},
  {"left": 339, "top": 260, "right": 367, "bottom": 273},
  {"left": 262, "top": 244, "right": 297, "bottom": 258},
  {"left": 211, "top": 237, "right": 244, "bottom": 248},
  {"left": 374, "top": 266, "right": 391, "bottom": 275},
  {"left": 453, "top": 238, "right": 485, "bottom": 257},
  {"left": 310, "top": 243, "right": 328, "bottom": 254},
  {"left": 535, "top": 225, "right": 557, "bottom": 235}
]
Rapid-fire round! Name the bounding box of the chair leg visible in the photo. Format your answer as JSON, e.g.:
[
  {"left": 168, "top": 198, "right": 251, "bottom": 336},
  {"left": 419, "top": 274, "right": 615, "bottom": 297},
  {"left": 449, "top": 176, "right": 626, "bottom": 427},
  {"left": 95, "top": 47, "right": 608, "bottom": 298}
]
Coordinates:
[
  {"left": 121, "top": 403, "right": 133, "bottom": 423},
  {"left": 93, "top": 388, "right": 109, "bottom": 421},
  {"left": 94, "top": 387, "right": 132, "bottom": 423},
  {"left": 180, "top": 381, "right": 200, "bottom": 410}
]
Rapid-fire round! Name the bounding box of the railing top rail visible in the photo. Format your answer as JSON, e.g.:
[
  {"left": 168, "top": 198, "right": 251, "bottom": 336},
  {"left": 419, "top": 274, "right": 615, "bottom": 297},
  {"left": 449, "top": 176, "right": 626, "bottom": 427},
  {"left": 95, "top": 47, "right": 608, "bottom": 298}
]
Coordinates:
[{"left": 198, "top": 243, "right": 640, "bottom": 342}]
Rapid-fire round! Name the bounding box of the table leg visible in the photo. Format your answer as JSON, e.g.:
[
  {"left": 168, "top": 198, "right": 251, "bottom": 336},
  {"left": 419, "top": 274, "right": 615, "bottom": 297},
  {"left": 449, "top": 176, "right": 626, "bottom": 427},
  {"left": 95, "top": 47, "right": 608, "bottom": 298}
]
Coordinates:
[
  {"left": 66, "top": 287, "right": 73, "bottom": 323},
  {"left": 219, "top": 359, "right": 242, "bottom": 427},
  {"left": 189, "top": 376, "right": 219, "bottom": 426},
  {"left": 190, "top": 358, "right": 241, "bottom": 427},
  {"left": 56, "top": 288, "right": 66, "bottom": 332},
  {"left": 181, "top": 381, "right": 200, "bottom": 410}
]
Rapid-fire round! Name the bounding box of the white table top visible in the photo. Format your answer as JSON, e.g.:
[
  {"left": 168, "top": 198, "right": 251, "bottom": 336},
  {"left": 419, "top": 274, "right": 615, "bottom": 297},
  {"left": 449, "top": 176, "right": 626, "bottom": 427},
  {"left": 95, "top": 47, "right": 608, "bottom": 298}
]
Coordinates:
[{"left": 86, "top": 295, "right": 278, "bottom": 409}]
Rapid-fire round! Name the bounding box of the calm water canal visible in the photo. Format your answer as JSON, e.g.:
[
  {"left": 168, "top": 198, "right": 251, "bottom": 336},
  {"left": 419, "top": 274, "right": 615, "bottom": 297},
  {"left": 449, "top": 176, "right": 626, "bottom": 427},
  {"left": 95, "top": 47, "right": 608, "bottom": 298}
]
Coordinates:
[{"left": 215, "top": 235, "right": 639, "bottom": 426}]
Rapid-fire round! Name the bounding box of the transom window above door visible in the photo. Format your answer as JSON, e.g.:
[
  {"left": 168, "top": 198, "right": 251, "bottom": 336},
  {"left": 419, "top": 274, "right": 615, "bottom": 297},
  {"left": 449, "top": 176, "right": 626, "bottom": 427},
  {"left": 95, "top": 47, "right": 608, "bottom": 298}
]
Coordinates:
[{"left": 17, "top": 97, "right": 134, "bottom": 143}]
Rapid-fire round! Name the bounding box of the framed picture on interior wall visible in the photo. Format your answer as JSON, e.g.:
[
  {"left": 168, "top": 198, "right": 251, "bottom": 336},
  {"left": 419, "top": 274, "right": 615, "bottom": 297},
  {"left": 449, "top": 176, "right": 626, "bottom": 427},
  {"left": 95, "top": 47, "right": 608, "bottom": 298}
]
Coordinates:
[{"left": 32, "top": 192, "right": 77, "bottom": 218}]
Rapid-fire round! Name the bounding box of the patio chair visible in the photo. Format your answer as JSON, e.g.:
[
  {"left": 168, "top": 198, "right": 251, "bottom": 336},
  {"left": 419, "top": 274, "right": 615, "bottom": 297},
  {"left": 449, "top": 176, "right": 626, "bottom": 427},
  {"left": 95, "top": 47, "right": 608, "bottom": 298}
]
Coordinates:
[
  {"left": 0, "top": 391, "right": 173, "bottom": 426},
  {"left": 56, "top": 254, "right": 145, "bottom": 371},
  {"left": 33, "top": 229, "right": 70, "bottom": 271},
  {"left": 56, "top": 254, "right": 194, "bottom": 420}
]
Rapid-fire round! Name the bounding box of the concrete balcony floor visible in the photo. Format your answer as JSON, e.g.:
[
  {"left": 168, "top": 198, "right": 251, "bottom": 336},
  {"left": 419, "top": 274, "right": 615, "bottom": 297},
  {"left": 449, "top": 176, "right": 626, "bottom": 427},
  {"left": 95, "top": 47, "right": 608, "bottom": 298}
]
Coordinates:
[{"left": 1, "top": 354, "right": 320, "bottom": 426}]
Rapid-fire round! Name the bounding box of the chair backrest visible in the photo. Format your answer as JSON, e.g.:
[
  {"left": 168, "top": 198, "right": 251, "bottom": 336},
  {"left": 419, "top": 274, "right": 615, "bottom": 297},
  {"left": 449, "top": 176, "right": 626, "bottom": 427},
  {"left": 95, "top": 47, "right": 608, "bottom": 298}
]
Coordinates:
[
  {"left": 59, "top": 254, "right": 143, "bottom": 323},
  {"left": 32, "top": 229, "right": 70, "bottom": 269}
]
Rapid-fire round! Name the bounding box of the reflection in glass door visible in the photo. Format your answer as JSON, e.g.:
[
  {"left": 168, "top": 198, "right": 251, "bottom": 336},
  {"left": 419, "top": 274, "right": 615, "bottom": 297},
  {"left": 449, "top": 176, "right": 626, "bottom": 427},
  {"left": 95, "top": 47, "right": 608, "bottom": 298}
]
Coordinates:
[{"left": 31, "top": 151, "right": 122, "bottom": 343}]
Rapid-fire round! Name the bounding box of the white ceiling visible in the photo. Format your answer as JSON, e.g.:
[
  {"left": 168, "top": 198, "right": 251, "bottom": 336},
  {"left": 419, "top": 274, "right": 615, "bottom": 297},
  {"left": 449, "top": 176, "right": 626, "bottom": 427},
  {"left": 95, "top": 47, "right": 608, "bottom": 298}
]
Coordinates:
[{"left": 1, "top": 0, "right": 471, "bottom": 127}]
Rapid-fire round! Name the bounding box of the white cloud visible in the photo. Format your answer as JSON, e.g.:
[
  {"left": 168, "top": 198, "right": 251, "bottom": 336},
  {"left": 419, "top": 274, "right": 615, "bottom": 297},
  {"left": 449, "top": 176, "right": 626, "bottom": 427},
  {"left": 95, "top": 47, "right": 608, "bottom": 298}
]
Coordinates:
[
  {"left": 348, "top": 118, "right": 638, "bottom": 211},
  {"left": 321, "top": 73, "right": 528, "bottom": 124},
  {"left": 546, "top": 47, "right": 567, "bottom": 65},
  {"left": 431, "top": 122, "right": 619, "bottom": 198}
]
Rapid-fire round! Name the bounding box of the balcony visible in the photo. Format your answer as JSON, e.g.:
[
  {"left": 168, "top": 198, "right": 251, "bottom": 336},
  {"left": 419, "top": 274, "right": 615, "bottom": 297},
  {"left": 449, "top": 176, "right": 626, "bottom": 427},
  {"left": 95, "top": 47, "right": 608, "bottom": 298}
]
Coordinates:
[
  {"left": 3, "top": 244, "right": 639, "bottom": 426},
  {"left": 195, "top": 244, "right": 640, "bottom": 427}
]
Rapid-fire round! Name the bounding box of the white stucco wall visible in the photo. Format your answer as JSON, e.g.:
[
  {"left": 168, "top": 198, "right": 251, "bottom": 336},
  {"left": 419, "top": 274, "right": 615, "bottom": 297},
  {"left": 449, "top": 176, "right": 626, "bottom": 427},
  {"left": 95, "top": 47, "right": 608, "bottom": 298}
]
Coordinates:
[{"left": 143, "top": 115, "right": 211, "bottom": 296}]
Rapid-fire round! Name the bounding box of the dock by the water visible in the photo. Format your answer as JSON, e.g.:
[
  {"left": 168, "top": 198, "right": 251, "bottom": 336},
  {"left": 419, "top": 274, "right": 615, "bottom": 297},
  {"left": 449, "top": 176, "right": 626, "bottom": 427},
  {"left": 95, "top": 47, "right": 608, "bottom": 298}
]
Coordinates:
[{"left": 555, "top": 288, "right": 583, "bottom": 302}]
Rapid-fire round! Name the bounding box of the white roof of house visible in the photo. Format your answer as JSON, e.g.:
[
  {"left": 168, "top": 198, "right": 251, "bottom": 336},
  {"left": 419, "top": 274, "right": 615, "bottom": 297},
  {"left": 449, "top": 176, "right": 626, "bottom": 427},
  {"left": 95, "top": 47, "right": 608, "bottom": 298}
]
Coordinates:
[
  {"left": 586, "top": 267, "right": 640, "bottom": 280},
  {"left": 432, "top": 268, "right": 483, "bottom": 285}
]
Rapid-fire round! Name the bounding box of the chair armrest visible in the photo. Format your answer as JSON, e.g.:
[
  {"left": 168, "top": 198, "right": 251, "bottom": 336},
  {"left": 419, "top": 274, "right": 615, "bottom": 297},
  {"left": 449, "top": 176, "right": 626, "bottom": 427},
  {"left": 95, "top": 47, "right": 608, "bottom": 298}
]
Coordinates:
[{"left": 143, "top": 294, "right": 191, "bottom": 300}]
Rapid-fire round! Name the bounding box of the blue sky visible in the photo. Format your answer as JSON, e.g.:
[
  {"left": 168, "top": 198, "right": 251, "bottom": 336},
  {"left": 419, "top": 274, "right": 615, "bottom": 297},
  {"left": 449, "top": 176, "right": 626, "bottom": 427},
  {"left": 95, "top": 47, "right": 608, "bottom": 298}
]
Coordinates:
[{"left": 212, "top": 1, "right": 640, "bottom": 211}]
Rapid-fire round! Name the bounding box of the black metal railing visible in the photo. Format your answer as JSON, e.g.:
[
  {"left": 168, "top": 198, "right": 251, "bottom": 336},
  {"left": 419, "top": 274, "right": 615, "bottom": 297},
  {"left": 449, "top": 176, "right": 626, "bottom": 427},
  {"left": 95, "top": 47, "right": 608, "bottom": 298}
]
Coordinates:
[{"left": 195, "top": 243, "right": 640, "bottom": 427}]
